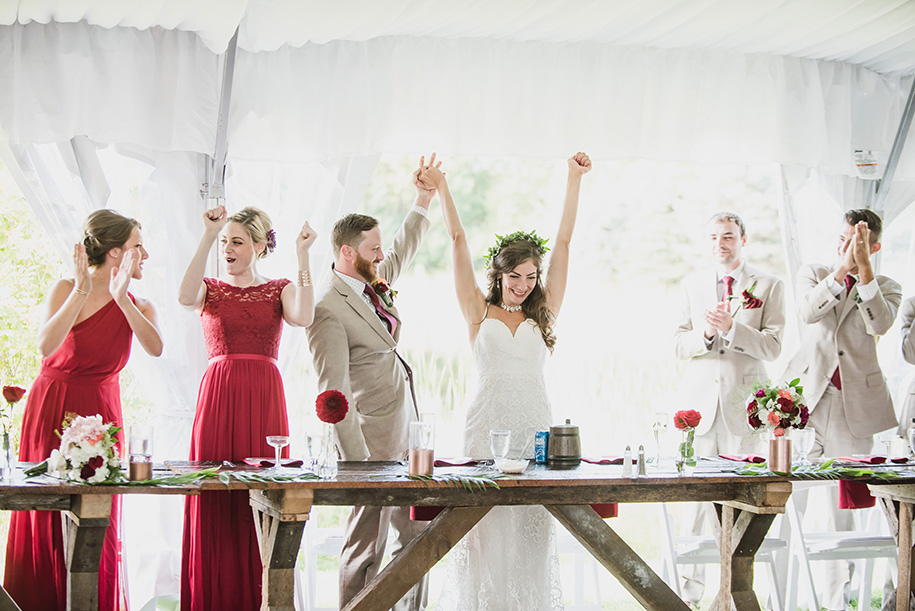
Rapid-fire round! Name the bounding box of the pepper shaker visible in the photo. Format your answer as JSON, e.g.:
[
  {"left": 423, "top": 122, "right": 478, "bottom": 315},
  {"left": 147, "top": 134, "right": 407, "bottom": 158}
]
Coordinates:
[{"left": 637, "top": 445, "right": 647, "bottom": 476}]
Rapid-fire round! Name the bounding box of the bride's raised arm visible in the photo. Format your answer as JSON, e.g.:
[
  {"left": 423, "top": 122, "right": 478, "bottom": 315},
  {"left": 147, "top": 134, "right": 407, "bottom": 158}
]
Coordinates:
[
  {"left": 544, "top": 152, "right": 591, "bottom": 317},
  {"left": 421, "top": 156, "right": 486, "bottom": 325}
]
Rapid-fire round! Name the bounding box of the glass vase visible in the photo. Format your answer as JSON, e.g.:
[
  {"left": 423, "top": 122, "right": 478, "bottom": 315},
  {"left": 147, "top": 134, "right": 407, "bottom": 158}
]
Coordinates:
[
  {"left": 676, "top": 428, "right": 696, "bottom": 476},
  {"left": 1, "top": 432, "right": 14, "bottom": 482},
  {"left": 318, "top": 423, "right": 338, "bottom": 479}
]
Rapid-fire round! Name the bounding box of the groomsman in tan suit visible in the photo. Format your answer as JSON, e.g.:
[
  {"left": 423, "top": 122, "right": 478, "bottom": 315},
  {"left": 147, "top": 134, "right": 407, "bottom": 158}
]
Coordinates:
[
  {"left": 306, "top": 161, "right": 435, "bottom": 611},
  {"left": 673, "top": 211, "right": 786, "bottom": 603},
  {"left": 782, "top": 208, "right": 901, "bottom": 610}
]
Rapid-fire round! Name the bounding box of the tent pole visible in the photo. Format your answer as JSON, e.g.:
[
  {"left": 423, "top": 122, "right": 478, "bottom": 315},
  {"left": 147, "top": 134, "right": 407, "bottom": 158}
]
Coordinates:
[
  {"left": 874, "top": 75, "right": 915, "bottom": 214},
  {"left": 209, "top": 26, "right": 239, "bottom": 200}
]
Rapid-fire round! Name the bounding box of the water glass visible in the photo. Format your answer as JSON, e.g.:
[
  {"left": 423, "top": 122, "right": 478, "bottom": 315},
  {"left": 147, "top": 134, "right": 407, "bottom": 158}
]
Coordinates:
[
  {"left": 793, "top": 427, "right": 816, "bottom": 465},
  {"left": 490, "top": 430, "right": 511, "bottom": 462}
]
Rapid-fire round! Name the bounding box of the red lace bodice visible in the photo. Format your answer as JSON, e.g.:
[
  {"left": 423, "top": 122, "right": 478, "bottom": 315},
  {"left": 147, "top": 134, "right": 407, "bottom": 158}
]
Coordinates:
[{"left": 200, "top": 278, "right": 291, "bottom": 359}]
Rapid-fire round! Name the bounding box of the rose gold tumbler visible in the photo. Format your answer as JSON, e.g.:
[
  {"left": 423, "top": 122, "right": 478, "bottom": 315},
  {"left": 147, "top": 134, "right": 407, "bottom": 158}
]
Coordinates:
[
  {"left": 409, "top": 420, "right": 434, "bottom": 476},
  {"left": 768, "top": 437, "right": 792, "bottom": 473}
]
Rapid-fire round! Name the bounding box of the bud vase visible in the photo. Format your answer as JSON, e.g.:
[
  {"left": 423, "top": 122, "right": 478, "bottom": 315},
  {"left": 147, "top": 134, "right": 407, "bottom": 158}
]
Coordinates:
[
  {"left": 676, "top": 428, "right": 697, "bottom": 476},
  {"left": 768, "top": 433, "right": 792, "bottom": 474},
  {"left": 1, "top": 432, "right": 13, "bottom": 482},
  {"left": 318, "top": 423, "right": 338, "bottom": 479}
]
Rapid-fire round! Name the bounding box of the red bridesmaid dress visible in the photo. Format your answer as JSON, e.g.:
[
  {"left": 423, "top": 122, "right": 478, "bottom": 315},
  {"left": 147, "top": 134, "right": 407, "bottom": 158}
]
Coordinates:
[
  {"left": 180, "top": 278, "right": 291, "bottom": 611},
  {"left": 4, "top": 298, "right": 131, "bottom": 611}
]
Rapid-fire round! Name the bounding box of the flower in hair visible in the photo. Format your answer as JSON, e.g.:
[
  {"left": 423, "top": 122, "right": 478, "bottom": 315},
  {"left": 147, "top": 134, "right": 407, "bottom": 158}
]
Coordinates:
[
  {"left": 265, "top": 229, "right": 277, "bottom": 253},
  {"left": 483, "top": 230, "right": 550, "bottom": 268}
]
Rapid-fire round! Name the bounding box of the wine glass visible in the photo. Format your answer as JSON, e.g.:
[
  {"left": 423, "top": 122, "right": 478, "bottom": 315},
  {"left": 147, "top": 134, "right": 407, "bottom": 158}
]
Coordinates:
[
  {"left": 305, "top": 433, "right": 318, "bottom": 472},
  {"left": 793, "top": 427, "right": 816, "bottom": 466},
  {"left": 490, "top": 430, "right": 511, "bottom": 465},
  {"left": 651, "top": 411, "right": 668, "bottom": 466},
  {"left": 266, "top": 435, "right": 290, "bottom": 473}
]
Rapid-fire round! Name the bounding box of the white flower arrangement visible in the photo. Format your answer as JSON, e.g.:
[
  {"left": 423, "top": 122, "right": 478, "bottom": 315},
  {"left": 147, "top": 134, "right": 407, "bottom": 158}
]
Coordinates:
[{"left": 47, "top": 414, "right": 122, "bottom": 484}]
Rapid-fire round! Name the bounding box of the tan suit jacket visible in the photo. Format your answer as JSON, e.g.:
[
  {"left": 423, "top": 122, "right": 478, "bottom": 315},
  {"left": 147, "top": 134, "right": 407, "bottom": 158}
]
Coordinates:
[
  {"left": 897, "top": 296, "right": 915, "bottom": 434},
  {"left": 673, "top": 264, "right": 786, "bottom": 437},
  {"left": 782, "top": 264, "right": 902, "bottom": 437},
  {"left": 307, "top": 211, "right": 430, "bottom": 461}
]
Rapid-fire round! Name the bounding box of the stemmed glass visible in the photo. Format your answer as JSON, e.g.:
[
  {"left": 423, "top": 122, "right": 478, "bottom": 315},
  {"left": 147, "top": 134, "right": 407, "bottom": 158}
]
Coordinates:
[
  {"left": 793, "top": 427, "right": 816, "bottom": 466},
  {"left": 490, "top": 430, "right": 511, "bottom": 465},
  {"left": 651, "top": 411, "right": 668, "bottom": 466},
  {"left": 266, "top": 435, "right": 290, "bottom": 473},
  {"left": 305, "top": 432, "right": 318, "bottom": 472}
]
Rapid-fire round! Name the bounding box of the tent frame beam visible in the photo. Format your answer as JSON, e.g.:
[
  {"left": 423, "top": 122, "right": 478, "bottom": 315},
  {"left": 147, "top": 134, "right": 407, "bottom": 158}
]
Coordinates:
[{"left": 874, "top": 76, "right": 915, "bottom": 214}]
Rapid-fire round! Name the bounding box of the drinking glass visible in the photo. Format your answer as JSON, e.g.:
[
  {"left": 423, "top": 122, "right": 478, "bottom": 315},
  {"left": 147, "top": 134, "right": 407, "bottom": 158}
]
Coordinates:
[
  {"left": 793, "top": 427, "right": 816, "bottom": 465},
  {"left": 490, "top": 430, "right": 511, "bottom": 463},
  {"left": 266, "top": 435, "right": 290, "bottom": 473},
  {"left": 409, "top": 420, "right": 435, "bottom": 476},
  {"left": 651, "top": 411, "right": 668, "bottom": 465},
  {"left": 128, "top": 425, "right": 153, "bottom": 481},
  {"left": 305, "top": 433, "right": 318, "bottom": 471}
]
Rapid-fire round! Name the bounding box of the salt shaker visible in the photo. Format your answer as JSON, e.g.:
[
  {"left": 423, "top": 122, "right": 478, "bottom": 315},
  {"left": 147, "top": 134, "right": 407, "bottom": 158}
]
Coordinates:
[{"left": 621, "top": 446, "right": 632, "bottom": 477}]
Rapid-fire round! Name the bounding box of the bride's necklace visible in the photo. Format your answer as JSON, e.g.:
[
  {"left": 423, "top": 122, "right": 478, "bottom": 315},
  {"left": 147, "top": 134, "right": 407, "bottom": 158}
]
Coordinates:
[{"left": 499, "top": 302, "right": 522, "bottom": 313}]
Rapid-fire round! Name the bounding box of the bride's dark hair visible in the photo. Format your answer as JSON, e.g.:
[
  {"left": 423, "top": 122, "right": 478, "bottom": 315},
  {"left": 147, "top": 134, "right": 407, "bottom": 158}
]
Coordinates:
[{"left": 484, "top": 239, "right": 556, "bottom": 352}]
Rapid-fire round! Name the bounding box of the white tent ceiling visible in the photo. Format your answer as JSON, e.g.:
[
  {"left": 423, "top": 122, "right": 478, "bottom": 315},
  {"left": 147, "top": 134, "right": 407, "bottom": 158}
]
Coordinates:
[{"left": 5, "top": 0, "right": 915, "bottom": 76}]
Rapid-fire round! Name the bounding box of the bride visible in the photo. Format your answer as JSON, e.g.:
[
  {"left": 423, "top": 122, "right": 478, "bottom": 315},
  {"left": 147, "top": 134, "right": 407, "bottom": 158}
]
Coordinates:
[{"left": 420, "top": 152, "right": 591, "bottom": 610}]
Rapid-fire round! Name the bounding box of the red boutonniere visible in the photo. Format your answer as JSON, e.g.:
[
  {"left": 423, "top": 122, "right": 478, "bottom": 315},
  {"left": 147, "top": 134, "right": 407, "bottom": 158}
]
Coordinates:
[
  {"left": 316, "top": 390, "right": 349, "bottom": 424},
  {"left": 728, "top": 281, "right": 763, "bottom": 312},
  {"left": 371, "top": 278, "right": 397, "bottom": 308}
]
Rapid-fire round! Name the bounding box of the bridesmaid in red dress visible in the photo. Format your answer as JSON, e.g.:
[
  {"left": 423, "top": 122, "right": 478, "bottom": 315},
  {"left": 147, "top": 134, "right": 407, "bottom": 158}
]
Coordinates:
[
  {"left": 178, "top": 205, "right": 316, "bottom": 611},
  {"left": 4, "top": 209, "right": 163, "bottom": 611}
]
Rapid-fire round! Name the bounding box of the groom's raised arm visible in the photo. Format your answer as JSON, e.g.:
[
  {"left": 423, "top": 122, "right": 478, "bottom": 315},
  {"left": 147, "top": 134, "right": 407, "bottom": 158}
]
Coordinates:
[{"left": 307, "top": 305, "right": 371, "bottom": 462}]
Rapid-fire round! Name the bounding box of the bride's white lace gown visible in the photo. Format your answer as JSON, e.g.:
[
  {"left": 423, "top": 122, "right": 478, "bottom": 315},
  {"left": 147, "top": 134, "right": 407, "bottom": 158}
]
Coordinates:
[{"left": 438, "top": 317, "right": 563, "bottom": 611}]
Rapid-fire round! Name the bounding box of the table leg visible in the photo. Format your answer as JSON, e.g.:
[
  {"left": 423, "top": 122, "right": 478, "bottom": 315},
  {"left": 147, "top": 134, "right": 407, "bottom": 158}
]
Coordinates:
[
  {"left": 343, "top": 506, "right": 492, "bottom": 611},
  {"left": 546, "top": 504, "right": 689, "bottom": 611},
  {"left": 250, "top": 489, "right": 313, "bottom": 611},
  {"left": 897, "top": 501, "right": 914, "bottom": 611},
  {"left": 708, "top": 503, "right": 776, "bottom": 611},
  {"left": 63, "top": 494, "right": 111, "bottom": 611}
]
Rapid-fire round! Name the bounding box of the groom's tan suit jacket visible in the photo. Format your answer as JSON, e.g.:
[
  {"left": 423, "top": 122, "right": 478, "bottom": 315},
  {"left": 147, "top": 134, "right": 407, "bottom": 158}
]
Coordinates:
[
  {"left": 673, "top": 264, "right": 786, "bottom": 437},
  {"left": 307, "top": 211, "right": 430, "bottom": 462},
  {"left": 782, "top": 264, "right": 901, "bottom": 437}
]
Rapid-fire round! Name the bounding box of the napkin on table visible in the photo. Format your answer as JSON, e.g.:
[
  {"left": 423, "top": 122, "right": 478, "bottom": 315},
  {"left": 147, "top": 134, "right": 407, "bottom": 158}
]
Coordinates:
[
  {"left": 243, "top": 458, "right": 304, "bottom": 468},
  {"left": 433, "top": 457, "right": 479, "bottom": 467},
  {"left": 837, "top": 455, "right": 886, "bottom": 464},
  {"left": 719, "top": 454, "right": 766, "bottom": 463},
  {"left": 581, "top": 456, "right": 630, "bottom": 465}
]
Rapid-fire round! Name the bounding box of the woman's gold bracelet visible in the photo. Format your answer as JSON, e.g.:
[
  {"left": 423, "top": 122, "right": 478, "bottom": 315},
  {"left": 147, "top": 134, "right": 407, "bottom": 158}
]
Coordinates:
[{"left": 297, "top": 270, "right": 312, "bottom": 287}]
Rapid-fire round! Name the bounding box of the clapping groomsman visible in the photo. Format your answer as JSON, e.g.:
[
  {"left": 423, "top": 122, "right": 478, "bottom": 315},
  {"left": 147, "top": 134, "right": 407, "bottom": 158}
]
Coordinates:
[
  {"left": 672, "top": 211, "right": 786, "bottom": 603},
  {"left": 782, "top": 208, "right": 901, "bottom": 611}
]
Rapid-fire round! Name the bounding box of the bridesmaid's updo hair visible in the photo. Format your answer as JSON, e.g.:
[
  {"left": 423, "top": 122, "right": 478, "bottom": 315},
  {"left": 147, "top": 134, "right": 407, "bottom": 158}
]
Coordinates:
[
  {"left": 485, "top": 239, "right": 556, "bottom": 352},
  {"left": 82, "top": 209, "right": 141, "bottom": 267},
  {"left": 227, "top": 207, "right": 276, "bottom": 259}
]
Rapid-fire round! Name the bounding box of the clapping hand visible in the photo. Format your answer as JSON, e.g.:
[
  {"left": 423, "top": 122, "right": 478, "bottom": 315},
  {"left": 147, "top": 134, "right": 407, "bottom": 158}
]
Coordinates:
[
  {"left": 73, "top": 243, "right": 92, "bottom": 295},
  {"left": 109, "top": 248, "right": 138, "bottom": 303},
  {"left": 704, "top": 301, "right": 733, "bottom": 336},
  {"left": 568, "top": 152, "right": 592, "bottom": 175}
]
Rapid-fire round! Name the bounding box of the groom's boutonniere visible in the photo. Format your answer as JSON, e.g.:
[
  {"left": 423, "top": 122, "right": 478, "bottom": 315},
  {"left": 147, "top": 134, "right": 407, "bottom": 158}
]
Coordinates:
[
  {"left": 728, "top": 281, "right": 763, "bottom": 314},
  {"left": 371, "top": 278, "right": 397, "bottom": 308}
]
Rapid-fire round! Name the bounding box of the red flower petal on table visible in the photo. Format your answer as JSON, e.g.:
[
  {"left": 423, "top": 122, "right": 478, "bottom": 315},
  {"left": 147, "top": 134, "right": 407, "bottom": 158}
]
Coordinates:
[
  {"left": 316, "top": 390, "right": 349, "bottom": 424},
  {"left": 2, "top": 386, "right": 25, "bottom": 403}
]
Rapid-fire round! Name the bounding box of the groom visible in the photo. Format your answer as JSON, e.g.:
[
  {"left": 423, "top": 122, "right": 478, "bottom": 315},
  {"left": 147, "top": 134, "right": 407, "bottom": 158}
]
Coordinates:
[{"left": 306, "top": 161, "right": 435, "bottom": 611}]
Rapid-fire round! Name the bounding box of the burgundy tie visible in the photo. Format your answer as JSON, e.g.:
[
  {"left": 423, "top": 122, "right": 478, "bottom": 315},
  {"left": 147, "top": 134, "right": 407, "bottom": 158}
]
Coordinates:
[
  {"left": 830, "top": 276, "right": 857, "bottom": 390},
  {"left": 722, "top": 276, "right": 734, "bottom": 301},
  {"left": 364, "top": 285, "right": 398, "bottom": 336}
]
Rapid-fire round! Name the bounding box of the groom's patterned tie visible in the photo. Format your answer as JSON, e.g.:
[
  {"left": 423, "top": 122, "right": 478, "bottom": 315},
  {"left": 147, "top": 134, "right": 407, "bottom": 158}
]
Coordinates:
[
  {"left": 364, "top": 285, "right": 398, "bottom": 336},
  {"left": 830, "top": 275, "right": 857, "bottom": 390}
]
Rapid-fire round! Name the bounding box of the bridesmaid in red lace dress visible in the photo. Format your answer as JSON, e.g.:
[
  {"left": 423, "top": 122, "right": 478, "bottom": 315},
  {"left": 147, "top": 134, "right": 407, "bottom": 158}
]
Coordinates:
[
  {"left": 178, "top": 205, "right": 316, "bottom": 611},
  {"left": 4, "top": 209, "right": 163, "bottom": 611}
]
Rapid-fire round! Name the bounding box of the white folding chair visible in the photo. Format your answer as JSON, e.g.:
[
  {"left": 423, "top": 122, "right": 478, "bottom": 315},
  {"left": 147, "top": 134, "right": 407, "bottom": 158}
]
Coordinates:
[
  {"left": 784, "top": 481, "right": 897, "bottom": 611},
  {"left": 660, "top": 502, "right": 786, "bottom": 611},
  {"left": 555, "top": 527, "right": 603, "bottom": 610}
]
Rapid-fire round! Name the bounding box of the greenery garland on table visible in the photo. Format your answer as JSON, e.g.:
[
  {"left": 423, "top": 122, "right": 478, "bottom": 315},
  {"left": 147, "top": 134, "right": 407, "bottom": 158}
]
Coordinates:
[
  {"left": 407, "top": 473, "right": 506, "bottom": 491},
  {"left": 733, "top": 458, "right": 901, "bottom": 480},
  {"left": 23, "top": 462, "right": 320, "bottom": 487}
]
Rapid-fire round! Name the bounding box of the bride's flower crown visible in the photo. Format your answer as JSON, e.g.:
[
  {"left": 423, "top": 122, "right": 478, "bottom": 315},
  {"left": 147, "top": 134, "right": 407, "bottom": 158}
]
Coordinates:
[{"left": 483, "top": 230, "right": 550, "bottom": 268}]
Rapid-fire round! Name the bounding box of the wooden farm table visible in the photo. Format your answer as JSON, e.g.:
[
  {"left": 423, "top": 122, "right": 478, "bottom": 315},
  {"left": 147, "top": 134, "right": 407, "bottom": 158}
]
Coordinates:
[
  {"left": 868, "top": 481, "right": 915, "bottom": 611},
  {"left": 1, "top": 459, "right": 797, "bottom": 611}
]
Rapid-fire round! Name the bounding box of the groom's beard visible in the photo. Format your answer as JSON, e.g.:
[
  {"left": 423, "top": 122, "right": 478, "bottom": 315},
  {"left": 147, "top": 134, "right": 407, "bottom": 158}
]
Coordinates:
[{"left": 353, "top": 252, "right": 377, "bottom": 284}]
